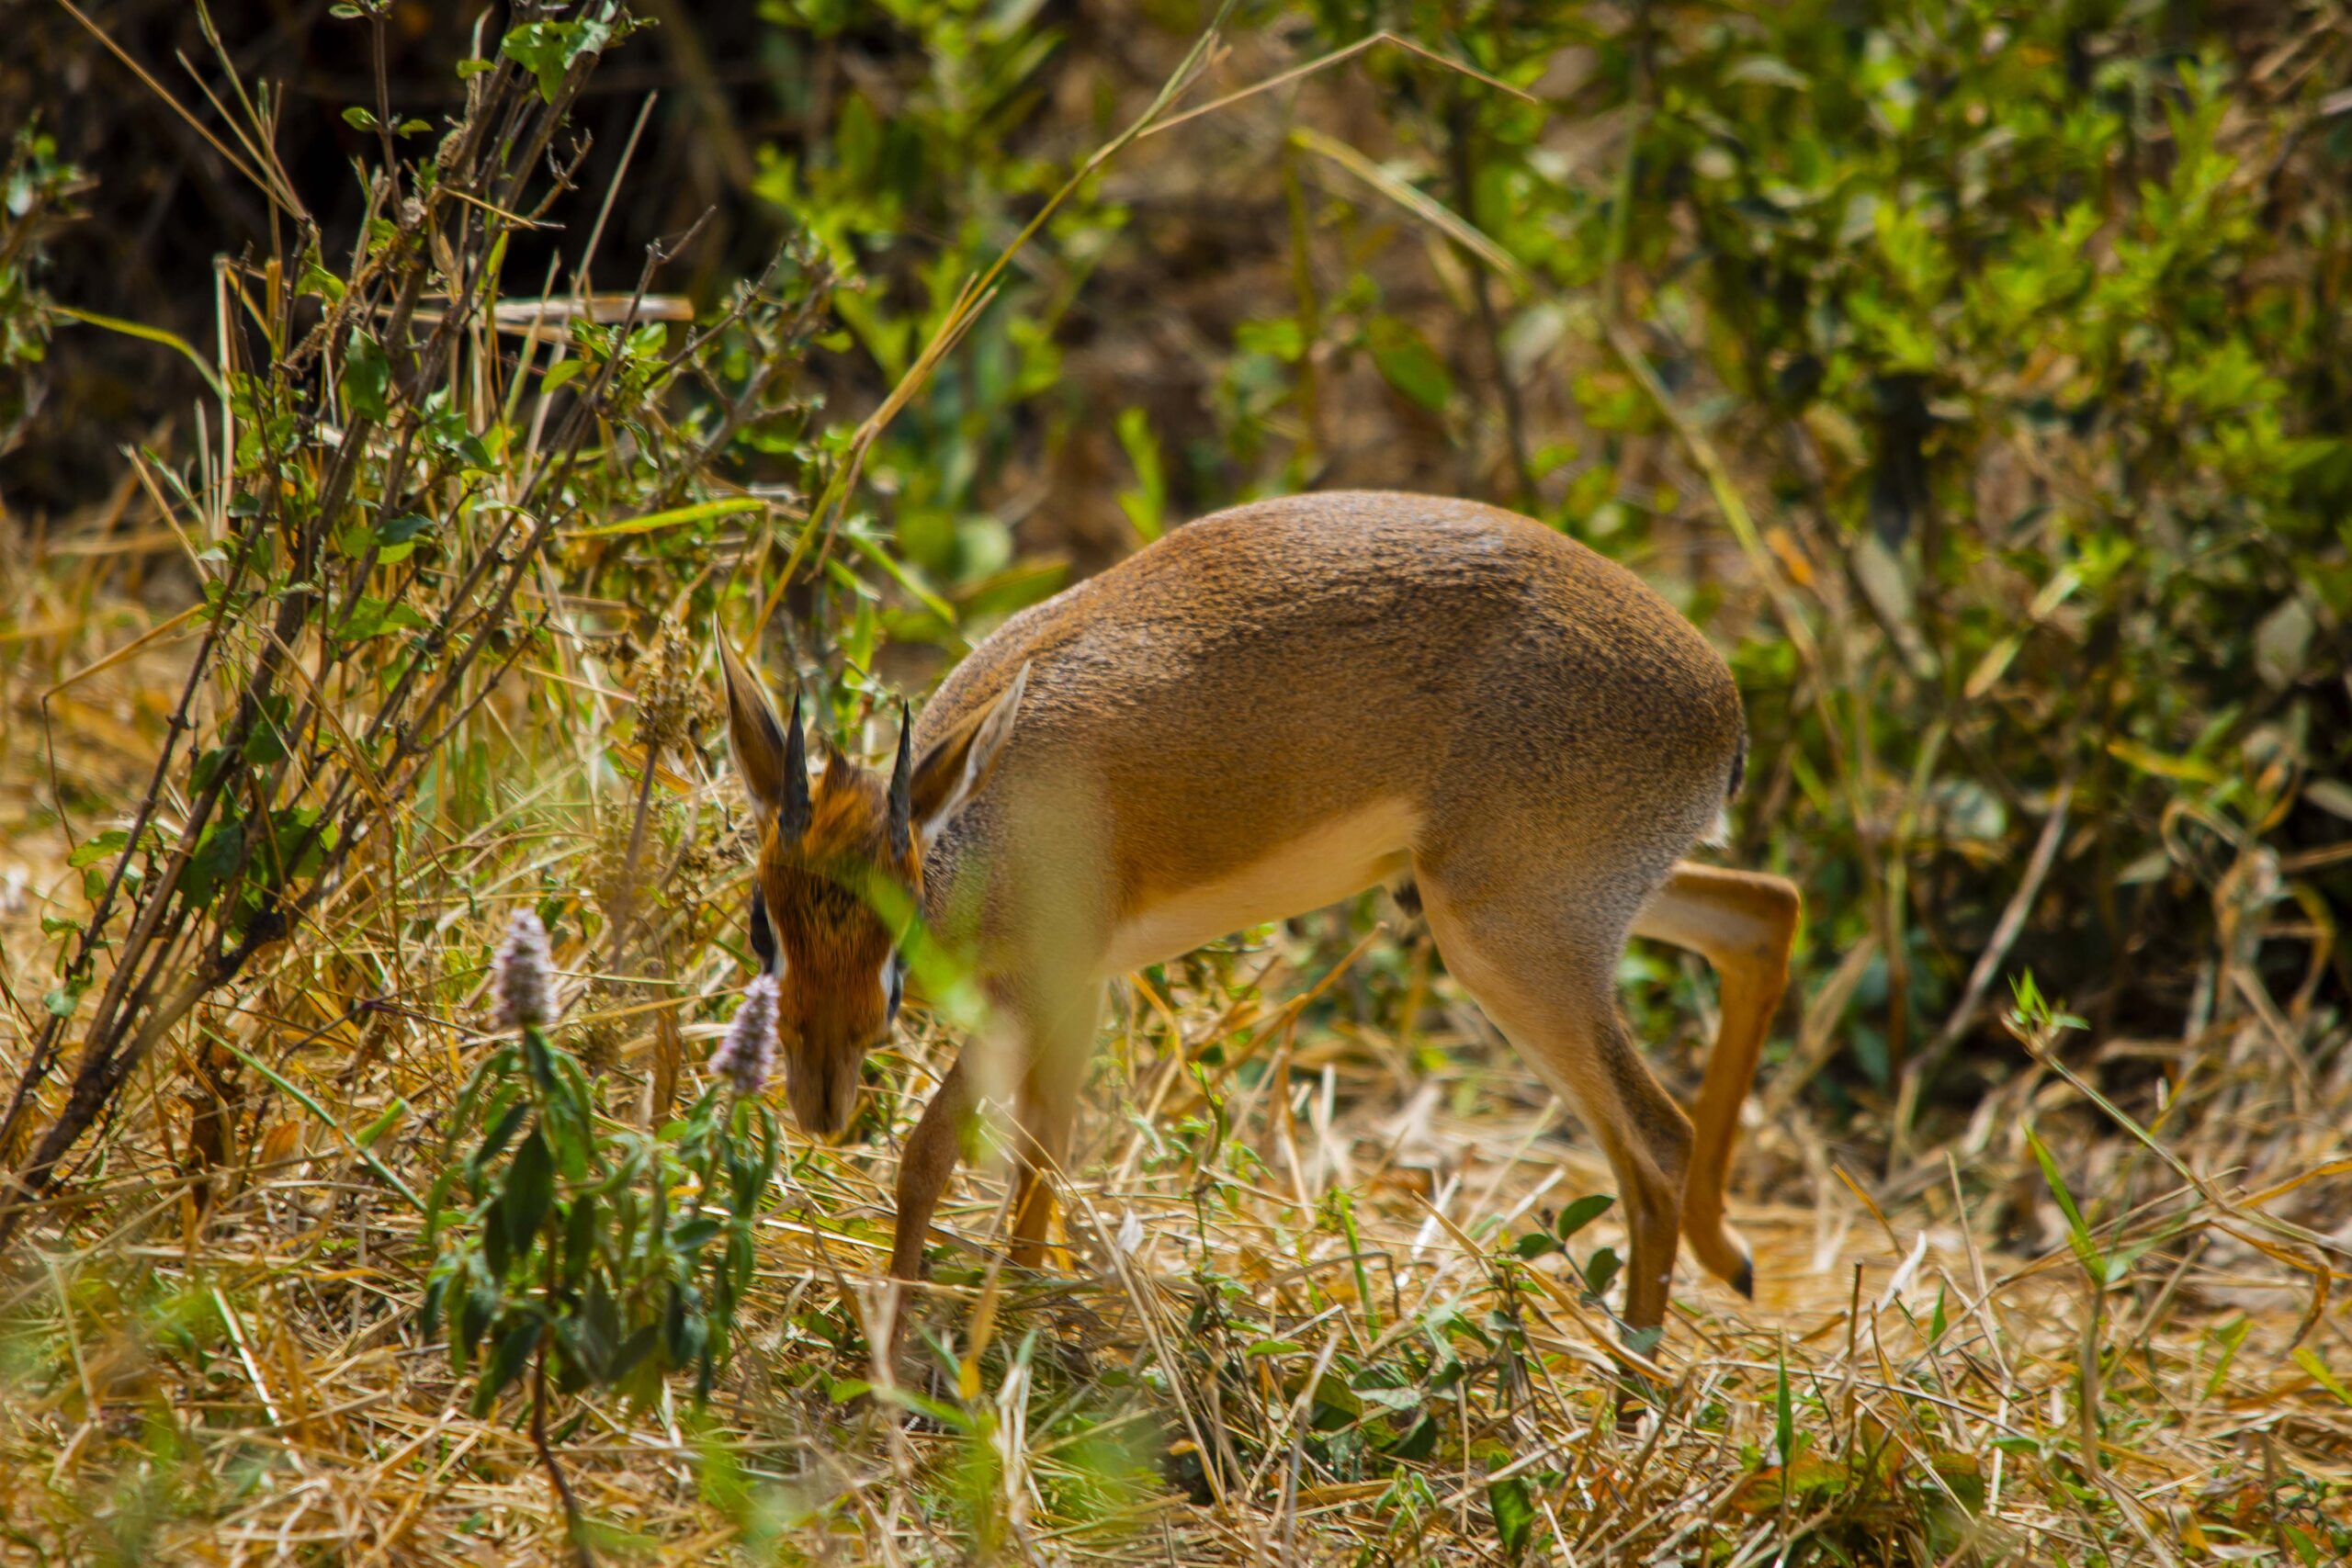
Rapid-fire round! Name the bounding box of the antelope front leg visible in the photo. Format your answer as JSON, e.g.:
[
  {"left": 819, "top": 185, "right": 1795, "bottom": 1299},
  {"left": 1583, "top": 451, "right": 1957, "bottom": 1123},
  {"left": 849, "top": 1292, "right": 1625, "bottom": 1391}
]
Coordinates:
[
  {"left": 1007, "top": 980, "right": 1101, "bottom": 1268},
  {"left": 889, "top": 1057, "right": 974, "bottom": 1284},
  {"left": 1009, "top": 1066, "right": 1079, "bottom": 1267}
]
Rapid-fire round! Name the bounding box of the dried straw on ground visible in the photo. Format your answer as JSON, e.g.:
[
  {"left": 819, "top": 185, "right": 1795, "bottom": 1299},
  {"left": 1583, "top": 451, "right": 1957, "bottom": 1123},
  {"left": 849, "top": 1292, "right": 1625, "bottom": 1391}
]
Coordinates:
[{"left": 1, "top": 574, "right": 2346, "bottom": 1564}]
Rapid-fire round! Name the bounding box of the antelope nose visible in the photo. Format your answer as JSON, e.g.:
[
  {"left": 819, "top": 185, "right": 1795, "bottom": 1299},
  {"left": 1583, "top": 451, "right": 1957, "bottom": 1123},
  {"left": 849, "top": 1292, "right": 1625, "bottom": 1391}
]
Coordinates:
[{"left": 796, "top": 1059, "right": 854, "bottom": 1144}]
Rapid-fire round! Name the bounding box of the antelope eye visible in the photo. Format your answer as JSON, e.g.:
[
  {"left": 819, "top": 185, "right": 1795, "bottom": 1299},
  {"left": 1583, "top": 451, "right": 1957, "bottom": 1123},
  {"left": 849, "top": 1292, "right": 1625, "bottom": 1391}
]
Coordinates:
[
  {"left": 882, "top": 953, "right": 906, "bottom": 1022},
  {"left": 748, "top": 890, "right": 776, "bottom": 974}
]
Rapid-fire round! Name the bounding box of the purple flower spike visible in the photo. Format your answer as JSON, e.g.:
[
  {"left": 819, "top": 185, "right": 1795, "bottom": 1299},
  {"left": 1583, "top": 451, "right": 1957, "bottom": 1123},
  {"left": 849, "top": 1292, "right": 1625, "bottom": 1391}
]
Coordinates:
[
  {"left": 490, "top": 908, "right": 554, "bottom": 1032},
  {"left": 711, "top": 973, "right": 779, "bottom": 1095}
]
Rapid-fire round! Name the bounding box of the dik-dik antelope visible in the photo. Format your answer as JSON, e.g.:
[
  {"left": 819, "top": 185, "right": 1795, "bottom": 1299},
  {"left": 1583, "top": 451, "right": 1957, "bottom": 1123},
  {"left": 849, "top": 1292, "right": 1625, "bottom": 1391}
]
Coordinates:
[{"left": 718, "top": 491, "right": 1800, "bottom": 1335}]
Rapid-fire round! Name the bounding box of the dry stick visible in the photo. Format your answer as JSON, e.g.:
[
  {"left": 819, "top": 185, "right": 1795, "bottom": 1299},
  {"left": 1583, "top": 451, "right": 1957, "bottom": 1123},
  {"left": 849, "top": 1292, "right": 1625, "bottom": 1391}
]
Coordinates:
[
  {"left": 29, "top": 476, "right": 374, "bottom": 1211},
  {"left": 52, "top": 0, "right": 301, "bottom": 220},
  {"left": 2, "top": 602, "right": 278, "bottom": 1213},
  {"left": 604, "top": 733, "right": 663, "bottom": 966},
  {"left": 1907, "top": 762, "right": 2079, "bottom": 1091},
  {"left": 1134, "top": 29, "right": 1537, "bottom": 145},
  {"left": 572, "top": 92, "right": 659, "bottom": 308},
  {"left": 180, "top": 17, "right": 308, "bottom": 225},
  {"left": 1, "top": 597, "right": 225, "bottom": 1163},
  {"left": 532, "top": 1326, "right": 594, "bottom": 1568}
]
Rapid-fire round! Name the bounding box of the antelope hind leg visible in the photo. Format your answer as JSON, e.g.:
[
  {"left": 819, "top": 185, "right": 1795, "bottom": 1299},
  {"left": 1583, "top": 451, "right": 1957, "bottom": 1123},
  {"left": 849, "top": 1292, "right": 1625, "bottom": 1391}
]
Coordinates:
[{"left": 1631, "top": 863, "right": 1800, "bottom": 1296}]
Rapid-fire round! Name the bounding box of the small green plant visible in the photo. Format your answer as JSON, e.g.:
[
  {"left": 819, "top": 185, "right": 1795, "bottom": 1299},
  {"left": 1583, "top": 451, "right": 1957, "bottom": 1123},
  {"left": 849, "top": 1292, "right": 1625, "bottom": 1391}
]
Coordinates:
[{"left": 423, "top": 911, "right": 777, "bottom": 1555}]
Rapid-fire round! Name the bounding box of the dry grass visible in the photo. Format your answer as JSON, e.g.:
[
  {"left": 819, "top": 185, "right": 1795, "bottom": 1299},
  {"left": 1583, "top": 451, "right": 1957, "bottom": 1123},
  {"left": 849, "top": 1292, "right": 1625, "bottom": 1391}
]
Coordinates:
[{"left": 0, "top": 576, "right": 2346, "bottom": 1564}]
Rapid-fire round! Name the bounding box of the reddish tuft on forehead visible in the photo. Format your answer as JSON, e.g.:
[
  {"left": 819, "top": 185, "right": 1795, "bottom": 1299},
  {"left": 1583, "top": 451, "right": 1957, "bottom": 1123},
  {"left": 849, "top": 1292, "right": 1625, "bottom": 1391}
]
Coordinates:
[
  {"left": 756, "top": 761, "right": 923, "bottom": 970},
  {"left": 775, "top": 763, "right": 922, "bottom": 886}
]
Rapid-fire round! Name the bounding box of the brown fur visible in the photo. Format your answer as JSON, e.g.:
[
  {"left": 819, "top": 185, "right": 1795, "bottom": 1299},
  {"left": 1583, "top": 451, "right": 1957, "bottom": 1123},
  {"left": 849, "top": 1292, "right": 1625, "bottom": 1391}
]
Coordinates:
[{"left": 719, "top": 491, "right": 1801, "bottom": 1337}]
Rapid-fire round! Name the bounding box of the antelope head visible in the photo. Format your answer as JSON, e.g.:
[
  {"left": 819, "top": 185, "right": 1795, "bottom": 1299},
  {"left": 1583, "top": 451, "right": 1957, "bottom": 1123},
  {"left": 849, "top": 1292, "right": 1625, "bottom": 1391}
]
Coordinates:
[{"left": 714, "top": 626, "right": 1023, "bottom": 1136}]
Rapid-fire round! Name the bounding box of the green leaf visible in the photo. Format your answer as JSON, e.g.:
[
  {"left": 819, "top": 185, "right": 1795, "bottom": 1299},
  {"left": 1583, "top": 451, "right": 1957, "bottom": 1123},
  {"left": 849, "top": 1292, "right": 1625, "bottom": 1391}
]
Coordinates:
[
  {"left": 1369, "top": 314, "right": 1453, "bottom": 414},
  {"left": 611, "top": 1324, "right": 659, "bottom": 1384},
  {"left": 505, "top": 1129, "right": 554, "bottom": 1256},
  {"left": 68, "top": 829, "right": 130, "bottom": 870},
  {"left": 671, "top": 1217, "right": 722, "bottom": 1255},
  {"left": 356, "top": 1097, "right": 408, "bottom": 1149},
  {"left": 296, "top": 257, "right": 345, "bottom": 302},
  {"left": 2292, "top": 1348, "right": 2352, "bottom": 1408},
  {"left": 1555, "top": 1193, "right": 1614, "bottom": 1240},
  {"left": 473, "top": 1099, "right": 528, "bottom": 1175},
  {"left": 369, "top": 512, "right": 434, "bottom": 563},
  {"left": 481, "top": 1197, "right": 511, "bottom": 1278},
  {"left": 455, "top": 1280, "right": 494, "bottom": 1360},
  {"left": 341, "top": 330, "right": 390, "bottom": 422},
  {"left": 190, "top": 746, "right": 232, "bottom": 795},
  {"left": 1512, "top": 1231, "right": 1560, "bottom": 1259},
  {"left": 243, "top": 693, "right": 293, "bottom": 765},
  {"left": 1487, "top": 1473, "right": 1535, "bottom": 1560},
  {"left": 1114, "top": 406, "right": 1166, "bottom": 541},
  {"left": 181, "top": 818, "right": 245, "bottom": 909},
  {"left": 1234, "top": 315, "right": 1304, "bottom": 362},
  {"left": 337, "top": 596, "right": 430, "bottom": 643},
  {"left": 1580, "top": 1246, "right": 1620, "bottom": 1301},
  {"left": 563, "top": 1192, "right": 597, "bottom": 1283},
  {"left": 473, "top": 1321, "right": 539, "bottom": 1415},
  {"left": 873, "top": 1381, "right": 972, "bottom": 1431},
  {"left": 2204, "top": 1317, "right": 2252, "bottom": 1397},
  {"left": 500, "top": 20, "right": 576, "bottom": 102},
  {"left": 342, "top": 106, "right": 380, "bottom": 132},
  {"left": 1353, "top": 1383, "right": 1422, "bottom": 1413},
  {"left": 2024, "top": 1124, "right": 2105, "bottom": 1283}
]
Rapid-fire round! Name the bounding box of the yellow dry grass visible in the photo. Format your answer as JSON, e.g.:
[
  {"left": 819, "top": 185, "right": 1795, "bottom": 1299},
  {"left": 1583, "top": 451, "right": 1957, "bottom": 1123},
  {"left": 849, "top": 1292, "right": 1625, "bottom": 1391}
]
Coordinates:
[{"left": 1, "top": 563, "right": 2346, "bottom": 1565}]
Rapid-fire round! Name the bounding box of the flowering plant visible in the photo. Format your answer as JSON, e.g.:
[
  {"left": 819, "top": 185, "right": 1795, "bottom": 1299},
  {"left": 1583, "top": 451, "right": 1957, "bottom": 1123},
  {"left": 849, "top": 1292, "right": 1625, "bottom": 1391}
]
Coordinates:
[{"left": 421, "top": 909, "right": 779, "bottom": 1540}]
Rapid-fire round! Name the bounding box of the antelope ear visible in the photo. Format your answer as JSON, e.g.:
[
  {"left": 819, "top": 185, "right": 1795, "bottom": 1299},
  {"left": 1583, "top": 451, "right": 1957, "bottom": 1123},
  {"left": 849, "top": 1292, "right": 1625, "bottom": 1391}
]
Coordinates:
[
  {"left": 910, "top": 662, "right": 1028, "bottom": 846},
  {"left": 714, "top": 618, "right": 810, "bottom": 834}
]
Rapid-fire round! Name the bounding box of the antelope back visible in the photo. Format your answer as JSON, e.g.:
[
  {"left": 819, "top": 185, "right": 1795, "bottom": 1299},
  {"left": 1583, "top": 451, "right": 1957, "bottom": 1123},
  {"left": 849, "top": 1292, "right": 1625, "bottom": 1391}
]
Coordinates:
[{"left": 907, "top": 491, "right": 1746, "bottom": 966}]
